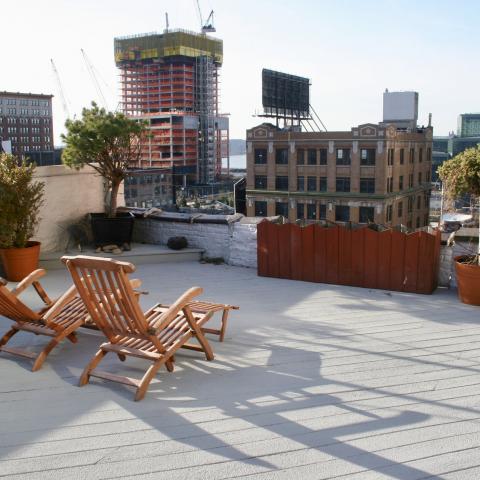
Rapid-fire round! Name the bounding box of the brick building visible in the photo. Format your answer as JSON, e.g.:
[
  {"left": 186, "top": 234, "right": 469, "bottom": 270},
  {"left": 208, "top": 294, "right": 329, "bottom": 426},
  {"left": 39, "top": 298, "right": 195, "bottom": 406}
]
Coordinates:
[
  {"left": 246, "top": 122, "right": 433, "bottom": 229},
  {"left": 0, "top": 91, "right": 53, "bottom": 155}
]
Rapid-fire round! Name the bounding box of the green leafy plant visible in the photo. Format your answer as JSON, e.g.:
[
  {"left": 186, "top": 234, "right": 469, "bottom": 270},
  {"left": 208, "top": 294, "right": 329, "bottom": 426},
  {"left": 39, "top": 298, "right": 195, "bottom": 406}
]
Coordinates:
[
  {"left": 62, "top": 102, "right": 147, "bottom": 218},
  {"left": 438, "top": 145, "right": 480, "bottom": 264},
  {"left": 0, "top": 154, "right": 45, "bottom": 248}
]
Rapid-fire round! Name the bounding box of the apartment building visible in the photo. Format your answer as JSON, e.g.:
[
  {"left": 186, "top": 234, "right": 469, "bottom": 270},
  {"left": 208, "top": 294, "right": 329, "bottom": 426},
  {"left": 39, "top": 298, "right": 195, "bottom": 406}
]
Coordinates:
[
  {"left": 246, "top": 122, "right": 433, "bottom": 229},
  {"left": 0, "top": 91, "right": 53, "bottom": 155}
]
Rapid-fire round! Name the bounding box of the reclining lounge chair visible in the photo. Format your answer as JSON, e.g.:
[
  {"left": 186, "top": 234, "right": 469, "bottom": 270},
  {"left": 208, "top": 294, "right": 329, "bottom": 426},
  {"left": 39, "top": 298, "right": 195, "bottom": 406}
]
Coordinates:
[
  {"left": 0, "top": 269, "right": 88, "bottom": 371},
  {"left": 62, "top": 255, "right": 238, "bottom": 400}
]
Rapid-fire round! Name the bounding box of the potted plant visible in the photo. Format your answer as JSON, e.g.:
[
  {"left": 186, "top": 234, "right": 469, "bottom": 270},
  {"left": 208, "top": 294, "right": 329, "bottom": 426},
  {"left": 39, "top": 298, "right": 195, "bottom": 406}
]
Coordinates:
[
  {"left": 438, "top": 145, "right": 480, "bottom": 305},
  {"left": 62, "top": 102, "right": 147, "bottom": 248},
  {"left": 0, "top": 153, "right": 45, "bottom": 281}
]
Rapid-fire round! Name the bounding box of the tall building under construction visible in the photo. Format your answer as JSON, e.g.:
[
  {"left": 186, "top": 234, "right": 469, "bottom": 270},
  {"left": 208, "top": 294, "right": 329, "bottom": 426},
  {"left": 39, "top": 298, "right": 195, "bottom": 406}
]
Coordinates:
[{"left": 114, "top": 29, "right": 229, "bottom": 185}]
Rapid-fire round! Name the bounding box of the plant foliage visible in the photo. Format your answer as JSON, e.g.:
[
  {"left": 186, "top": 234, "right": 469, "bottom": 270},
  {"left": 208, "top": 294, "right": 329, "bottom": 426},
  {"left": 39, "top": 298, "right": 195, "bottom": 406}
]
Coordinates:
[
  {"left": 61, "top": 102, "right": 147, "bottom": 217},
  {"left": 0, "top": 154, "right": 45, "bottom": 248},
  {"left": 438, "top": 145, "right": 480, "bottom": 200}
]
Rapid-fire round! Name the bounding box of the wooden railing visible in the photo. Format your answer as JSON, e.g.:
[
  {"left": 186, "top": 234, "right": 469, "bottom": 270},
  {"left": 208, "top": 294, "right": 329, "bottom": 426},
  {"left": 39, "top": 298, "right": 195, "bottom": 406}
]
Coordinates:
[{"left": 257, "top": 221, "right": 441, "bottom": 294}]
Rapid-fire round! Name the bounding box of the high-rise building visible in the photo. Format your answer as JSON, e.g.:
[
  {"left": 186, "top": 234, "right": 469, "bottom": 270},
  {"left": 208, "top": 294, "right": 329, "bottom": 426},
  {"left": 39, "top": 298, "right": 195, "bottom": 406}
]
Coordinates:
[
  {"left": 457, "top": 113, "right": 480, "bottom": 137},
  {"left": 114, "top": 29, "right": 229, "bottom": 185},
  {"left": 0, "top": 91, "right": 53, "bottom": 156}
]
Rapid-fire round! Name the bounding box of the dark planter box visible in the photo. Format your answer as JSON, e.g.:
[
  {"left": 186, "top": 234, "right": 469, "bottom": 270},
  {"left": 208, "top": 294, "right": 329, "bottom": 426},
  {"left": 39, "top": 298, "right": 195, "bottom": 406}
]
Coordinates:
[{"left": 90, "top": 212, "right": 135, "bottom": 247}]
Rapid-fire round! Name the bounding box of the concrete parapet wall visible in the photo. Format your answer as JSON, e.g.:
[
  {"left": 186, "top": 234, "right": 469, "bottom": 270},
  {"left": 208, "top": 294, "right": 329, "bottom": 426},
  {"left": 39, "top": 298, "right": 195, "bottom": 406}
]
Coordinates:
[{"left": 34, "top": 165, "right": 125, "bottom": 253}]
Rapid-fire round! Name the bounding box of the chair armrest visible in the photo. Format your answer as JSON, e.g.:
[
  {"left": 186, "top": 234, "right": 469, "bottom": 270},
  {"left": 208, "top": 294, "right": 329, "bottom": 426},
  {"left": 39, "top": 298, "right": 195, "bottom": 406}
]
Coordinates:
[
  {"left": 150, "top": 286, "right": 203, "bottom": 333},
  {"left": 11, "top": 269, "right": 53, "bottom": 305}
]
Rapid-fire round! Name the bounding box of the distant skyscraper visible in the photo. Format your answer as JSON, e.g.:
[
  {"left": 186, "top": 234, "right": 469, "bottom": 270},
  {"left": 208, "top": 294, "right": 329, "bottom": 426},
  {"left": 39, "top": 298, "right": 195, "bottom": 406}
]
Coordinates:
[
  {"left": 457, "top": 113, "right": 480, "bottom": 137},
  {"left": 0, "top": 91, "right": 53, "bottom": 156},
  {"left": 114, "top": 29, "right": 229, "bottom": 185}
]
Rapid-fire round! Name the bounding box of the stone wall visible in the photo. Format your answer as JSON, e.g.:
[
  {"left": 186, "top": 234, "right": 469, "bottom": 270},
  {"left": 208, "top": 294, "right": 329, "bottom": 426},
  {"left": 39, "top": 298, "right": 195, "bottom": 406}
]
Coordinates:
[{"left": 133, "top": 213, "right": 259, "bottom": 268}]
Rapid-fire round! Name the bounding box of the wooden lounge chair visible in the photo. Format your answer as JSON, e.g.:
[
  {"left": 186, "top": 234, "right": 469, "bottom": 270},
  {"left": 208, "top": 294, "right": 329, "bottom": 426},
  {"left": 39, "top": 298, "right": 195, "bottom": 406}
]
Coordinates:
[
  {"left": 62, "top": 255, "right": 238, "bottom": 401},
  {"left": 0, "top": 269, "right": 89, "bottom": 371}
]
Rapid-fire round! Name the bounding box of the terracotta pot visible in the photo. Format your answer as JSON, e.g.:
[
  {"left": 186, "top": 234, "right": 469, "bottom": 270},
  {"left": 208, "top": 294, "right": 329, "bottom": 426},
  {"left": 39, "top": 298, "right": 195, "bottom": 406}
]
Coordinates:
[
  {"left": 0, "top": 241, "right": 41, "bottom": 282},
  {"left": 455, "top": 255, "right": 480, "bottom": 306}
]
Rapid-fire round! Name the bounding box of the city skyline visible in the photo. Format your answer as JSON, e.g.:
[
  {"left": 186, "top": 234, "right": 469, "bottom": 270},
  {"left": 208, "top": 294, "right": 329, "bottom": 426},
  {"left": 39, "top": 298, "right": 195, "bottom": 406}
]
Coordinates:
[{"left": 2, "top": 0, "right": 479, "bottom": 145}]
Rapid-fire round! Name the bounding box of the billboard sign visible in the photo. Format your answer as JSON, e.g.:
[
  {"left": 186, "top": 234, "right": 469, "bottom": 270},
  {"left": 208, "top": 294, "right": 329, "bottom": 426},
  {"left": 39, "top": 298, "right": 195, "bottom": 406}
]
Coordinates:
[{"left": 262, "top": 69, "right": 310, "bottom": 119}]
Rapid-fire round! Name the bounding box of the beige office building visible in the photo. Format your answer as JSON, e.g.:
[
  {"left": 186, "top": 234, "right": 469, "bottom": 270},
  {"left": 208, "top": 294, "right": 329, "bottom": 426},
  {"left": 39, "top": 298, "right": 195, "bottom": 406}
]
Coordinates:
[{"left": 246, "top": 122, "right": 433, "bottom": 229}]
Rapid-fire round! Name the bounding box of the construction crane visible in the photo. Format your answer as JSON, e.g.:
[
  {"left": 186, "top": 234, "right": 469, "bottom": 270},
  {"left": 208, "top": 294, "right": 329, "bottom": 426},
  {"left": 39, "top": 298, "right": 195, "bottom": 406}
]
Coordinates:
[
  {"left": 195, "top": 0, "right": 216, "bottom": 33},
  {"left": 50, "top": 58, "right": 70, "bottom": 119},
  {"left": 80, "top": 48, "right": 109, "bottom": 110}
]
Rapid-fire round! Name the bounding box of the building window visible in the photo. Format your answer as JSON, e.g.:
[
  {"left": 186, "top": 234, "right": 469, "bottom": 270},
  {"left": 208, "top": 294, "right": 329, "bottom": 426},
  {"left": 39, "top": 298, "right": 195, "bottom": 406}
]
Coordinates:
[
  {"left": 387, "top": 177, "right": 393, "bottom": 193},
  {"left": 359, "top": 177, "right": 375, "bottom": 194},
  {"left": 335, "top": 205, "right": 350, "bottom": 222},
  {"left": 297, "top": 149, "right": 305, "bottom": 165},
  {"left": 297, "top": 203, "right": 304, "bottom": 219},
  {"left": 319, "top": 148, "right": 328, "bottom": 165},
  {"left": 399, "top": 175, "right": 404, "bottom": 190},
  {"left": 359, "top": 206, "right": 375, "bottom": 223},
  {"left": 407, "top": 196, "right": 413, "bottom": 213},
  {"left": 400, "top": 148, "right": 404, "bottom": 165},
  {"left": 417, "top": 195, "right": 421, "bottom": 209},
  {"left": 319, "top": 176, "right": 327, "bottom": 192},
  {"left": 360, "top": 148, "right": 376, "bottom": 166},
  {"left": 387, "top": 148, "right": 394, "bottom": 165},
  {"left": 416, "top": 217, "right": 421, "bottom": 229},
  {"left": 275, "top": 176, "right": 289, "bottom": 191},
  {"left": 307, "top": 204, "right": 316, "bottom": 220},
  {"left": 307, "top": 149, "right": 316, "bottom": 165},
  {"left": 336, "top": 177, "right": 350, "bottom": 192},
  {"left": 409, "top": 148, "right": 415, "bottom": 163},
  {"left": 319, "top": 204, "right": 326, "bottom": 220},
  {"left": 297, "top": 176, "right": 305, "bottom": 191},
  {"left": 255, "top": 201, "right": 267, "bottom": 216},
  {"left": 275, "top": 148, "right": 288, "bottom": 164},
  {"left": 254, "top": 175, "right": 267, "bottom": 189},
  {"left": 398, "top": 201, "right": 403, "bottom": 218},
  {"left": 409, "top": 173, "right": 413, "bottom": 188},
  {"left": 336, "top": 148, "right": 351, "bottom": 165},
  {"left": 386, "top": 204, "right": 393, "bottom": 222},
  {"left": 419, "top": 148, "right": 423, "bottom": 163},
  {"left": 254, "top": 148, "right": 267, "bottom": 164},
  {"left": 418, "top": 172, "right": 422, "bottom": 184},
  {"left": 276, "top": 202, "right": 288, "bottom": 217},
  {"left": 427, "top": 147, "right": 431, "bottom": 162},
  {"left": 307, "top": 176, "right": 316, "bottom": 191}
]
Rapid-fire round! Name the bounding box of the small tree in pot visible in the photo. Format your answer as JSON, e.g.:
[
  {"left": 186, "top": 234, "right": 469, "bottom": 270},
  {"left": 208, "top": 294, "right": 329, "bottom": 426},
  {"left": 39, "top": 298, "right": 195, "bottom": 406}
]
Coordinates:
[
  {"left": 0, "top": 154, "right": 45, "bottom": 281},
  {"left": 438, "top": 145, "right": 480, "bottom": 305},
  {"left": 62, "top": 103, "right": 147, "bottom": 247}
]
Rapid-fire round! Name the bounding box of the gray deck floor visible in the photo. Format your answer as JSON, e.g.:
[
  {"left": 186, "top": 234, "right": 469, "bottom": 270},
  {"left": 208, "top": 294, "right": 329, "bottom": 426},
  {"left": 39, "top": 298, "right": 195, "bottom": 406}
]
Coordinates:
[{"left": 1, "top": 262, "right": 480, "bottom": 479}]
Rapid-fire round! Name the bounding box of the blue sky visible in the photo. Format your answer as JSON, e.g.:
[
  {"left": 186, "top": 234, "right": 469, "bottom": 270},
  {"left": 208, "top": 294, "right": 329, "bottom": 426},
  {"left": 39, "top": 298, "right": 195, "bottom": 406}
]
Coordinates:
[{"left": 2, "top": 0, "right": 478, "bottom": 144}]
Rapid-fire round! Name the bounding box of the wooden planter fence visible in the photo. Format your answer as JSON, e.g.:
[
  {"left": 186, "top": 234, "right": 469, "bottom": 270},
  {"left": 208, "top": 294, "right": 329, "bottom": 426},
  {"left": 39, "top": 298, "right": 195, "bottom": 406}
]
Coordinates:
[{"left": 257, "top": 221, "right": 441, "bottom": 294}]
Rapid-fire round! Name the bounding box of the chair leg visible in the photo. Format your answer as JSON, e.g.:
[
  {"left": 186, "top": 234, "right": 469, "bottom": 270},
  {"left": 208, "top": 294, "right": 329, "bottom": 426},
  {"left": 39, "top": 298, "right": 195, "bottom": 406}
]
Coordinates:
[
  {"left": 219, "top": 310, "right": 230, "bottom": 342},
  {"left": 194, "top": 330, "right": 214, "bottom": 361},
  {"left": 135, "top": 358, "right": 167, "bottom": 401},
  {"left": 165, "top": 359, "right": 174, "bottom": 372},
  {"left": 79, "top": 349, "right": 107, "bottom": 386},
  {"left": 0, "top": 326, "right": 19, "bottom": 348},
  {"left": 32, "top": 325, "right": 80, "bottom": 372},
  {"left": 67, "top": 332, "right": 78, "bottom": 344}
]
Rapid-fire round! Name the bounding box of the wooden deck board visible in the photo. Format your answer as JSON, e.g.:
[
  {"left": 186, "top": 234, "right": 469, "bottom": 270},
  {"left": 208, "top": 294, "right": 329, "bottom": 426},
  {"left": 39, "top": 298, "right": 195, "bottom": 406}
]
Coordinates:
[{"left": 0, "top": 261, "right": 479, "bottom": 479}]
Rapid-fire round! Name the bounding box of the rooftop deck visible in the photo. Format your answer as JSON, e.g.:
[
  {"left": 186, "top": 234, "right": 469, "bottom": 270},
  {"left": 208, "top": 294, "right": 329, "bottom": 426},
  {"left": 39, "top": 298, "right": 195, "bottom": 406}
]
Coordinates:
[{"left": 1, "top": 261, "right": 480, "bottom": 479}]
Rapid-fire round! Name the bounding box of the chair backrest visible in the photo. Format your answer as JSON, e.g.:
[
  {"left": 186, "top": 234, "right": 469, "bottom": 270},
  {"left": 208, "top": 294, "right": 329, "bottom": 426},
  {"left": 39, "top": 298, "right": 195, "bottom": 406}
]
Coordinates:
[
  {"left": 0, "top": 278, "right": 41, "bottom": 324},
  {"left": 62, "top": 256, "right": 149, "bottom": 339}
]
